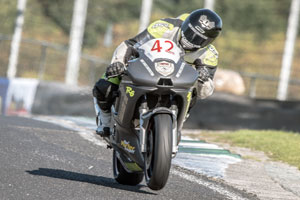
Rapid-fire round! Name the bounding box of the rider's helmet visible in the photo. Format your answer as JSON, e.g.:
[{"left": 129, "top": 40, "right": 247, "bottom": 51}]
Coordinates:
[{"left": 180, "top": 9, "right": 222, "bottom": 51}]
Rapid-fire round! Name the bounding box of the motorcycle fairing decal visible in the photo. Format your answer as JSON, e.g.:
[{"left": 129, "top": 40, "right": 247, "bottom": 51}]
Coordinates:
[
  {"left": 126, "top": 86, "right": 135, "bottom": 97},
  {"left": 155, "top": 61, "right": 175, "bottom": 76},
  {"left": 121, "top": 140, "right": 136, "bottom": 154},
  {"left": 176, "top": 62, "right": 186, "bottom": 78},
  {"left": 185, "top": 91, "right": 192, "bottom": 117},
  {"left": 187, "top": 91, "right": 192, "bottom": 102},
  {"left": 124, "top": 162, "right": 142, "bottom": 171},
  {"left": 139, "top": 39, "right": 181, "bottom": 63}
]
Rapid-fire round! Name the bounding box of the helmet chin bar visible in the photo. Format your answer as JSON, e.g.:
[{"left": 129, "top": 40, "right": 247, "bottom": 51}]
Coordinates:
[{"left": 180, "top": 34, "right": 201, "bottom": 51}]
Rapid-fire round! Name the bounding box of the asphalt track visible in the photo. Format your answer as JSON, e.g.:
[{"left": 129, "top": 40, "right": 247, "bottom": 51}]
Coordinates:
[{"left": 0, "top": 115, "right": 258, "bottom": 200}]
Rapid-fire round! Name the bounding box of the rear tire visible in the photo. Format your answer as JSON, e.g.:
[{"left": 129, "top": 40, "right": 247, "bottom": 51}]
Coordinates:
[
  {"left": 112, "top": 150, "right": 144, "bottom": 186},
  {"left": 144, "top": 114, "right": 172, "bottom": 190}
]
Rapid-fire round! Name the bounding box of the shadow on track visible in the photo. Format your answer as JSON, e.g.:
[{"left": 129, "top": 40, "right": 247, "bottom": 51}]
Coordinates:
[{"left": 26, "top": 168, "right": 156, "bottom": 195}]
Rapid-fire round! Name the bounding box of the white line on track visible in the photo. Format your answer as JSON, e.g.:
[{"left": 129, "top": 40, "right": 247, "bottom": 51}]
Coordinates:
[
  {"left": 171, "top": 169, "right": 248, "bottom": 200},
  {"left": 179, "top": 142, "right": 223, "bottom": 149},
  {"left": 33, "top": 115, "right": 106, "bottom": 147}
]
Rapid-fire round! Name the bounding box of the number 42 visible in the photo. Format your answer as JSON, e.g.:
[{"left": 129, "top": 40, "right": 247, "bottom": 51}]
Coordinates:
[{"left": 151, "top": 39, "right": 174, "bottom": 54}]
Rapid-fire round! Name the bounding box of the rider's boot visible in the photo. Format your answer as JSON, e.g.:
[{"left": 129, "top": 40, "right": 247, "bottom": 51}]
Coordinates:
[{"left": 96, "top": 109, "right": 111, "bottom": 137}]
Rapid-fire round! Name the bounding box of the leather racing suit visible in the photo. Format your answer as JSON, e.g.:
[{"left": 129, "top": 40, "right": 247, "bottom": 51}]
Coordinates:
[{"left": 93, "top": 13, "right": 219, "bottom": 114}]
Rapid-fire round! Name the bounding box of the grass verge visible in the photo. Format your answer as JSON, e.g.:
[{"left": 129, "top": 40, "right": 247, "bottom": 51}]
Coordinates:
[{"left": 197, "top": 130, "right": 300, "bottom": 170}]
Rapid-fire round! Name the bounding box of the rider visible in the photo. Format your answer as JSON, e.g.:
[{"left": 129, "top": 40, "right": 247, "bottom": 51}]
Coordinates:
[{"left": 93, "top": 8, "right": 222, "bottom": 137}]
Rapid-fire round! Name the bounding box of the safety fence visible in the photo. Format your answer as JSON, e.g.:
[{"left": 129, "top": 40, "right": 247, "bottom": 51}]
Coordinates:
[
  {"left": 0, "top": 35, "right": 109, "bottom": 87},
  {"left": 241, "top": 72, "right": 300, "bottom": 100},
  {"left": 1, "top": 36, "right": 300, "bottom": 100}
]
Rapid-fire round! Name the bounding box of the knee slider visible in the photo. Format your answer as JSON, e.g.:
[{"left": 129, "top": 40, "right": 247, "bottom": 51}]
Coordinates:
[{"left": 93, "top": 79, "right": 119, "bottom": 112}]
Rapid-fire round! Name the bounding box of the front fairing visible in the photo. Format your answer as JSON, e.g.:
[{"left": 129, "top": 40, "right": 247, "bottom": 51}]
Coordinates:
[{"left": 127, "top": 53, "right": 198, "bottom": 89}]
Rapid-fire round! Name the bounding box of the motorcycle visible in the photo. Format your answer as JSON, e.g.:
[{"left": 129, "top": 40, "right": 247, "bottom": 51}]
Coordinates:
[{"left": 96, "top": 38, "right": 198, "bottom": 190}]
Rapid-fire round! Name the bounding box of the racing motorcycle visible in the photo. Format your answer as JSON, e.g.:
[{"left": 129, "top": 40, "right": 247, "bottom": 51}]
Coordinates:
[{"left": 97, "top": 38, "right": 198, "bottom": 190}]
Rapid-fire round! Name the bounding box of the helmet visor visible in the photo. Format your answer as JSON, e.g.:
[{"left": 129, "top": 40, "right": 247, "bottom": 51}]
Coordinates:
[{"left": 181, "top": 29, "right": 214, "bottom": 49}]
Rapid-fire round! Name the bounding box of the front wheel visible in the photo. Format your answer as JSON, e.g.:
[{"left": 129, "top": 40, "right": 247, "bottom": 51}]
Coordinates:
[
  {"left": 144, "top": 114, "right": 173, "bottom": 190},
  {"left": 113, "top": 150, "right": 144, "bottom": 185}
]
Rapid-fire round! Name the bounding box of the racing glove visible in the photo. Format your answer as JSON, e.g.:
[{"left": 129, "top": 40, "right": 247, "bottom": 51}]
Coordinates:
[
  {"left": 197, "top": 66, "right": 210, "bottom": 83},
  {"left": 106, "top": 62, "right": 125, "bottom": 78},
  {"left": 194, "top": 58, "right": 211, "bottom": 83}
]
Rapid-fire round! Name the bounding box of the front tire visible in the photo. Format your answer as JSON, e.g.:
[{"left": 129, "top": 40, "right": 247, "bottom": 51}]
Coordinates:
[
  {"left": 113, "top": 150, "right": 144, "bottom": 185},
  {"left": 144, "top": 114, "right": 172, "bottom": 190}
]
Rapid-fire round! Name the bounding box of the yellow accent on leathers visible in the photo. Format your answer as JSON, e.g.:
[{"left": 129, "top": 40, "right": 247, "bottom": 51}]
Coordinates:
[
  {"left": 101, "top": 73, "right": 120, "bottom": 85},
  {"left": 147, "top": 20, "right": 175, "bottom": 38},
  {"left": 177, "top": 13, "right": 189, "bottom": 21},
  {"left": 183, "top": 44, "right": 219, "bottom": 67},
  {"left": 202, "top": 45, "right": 219, "bottom": 66}
]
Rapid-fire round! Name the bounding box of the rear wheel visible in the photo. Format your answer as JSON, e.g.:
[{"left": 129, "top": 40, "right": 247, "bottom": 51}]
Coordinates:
[
  {"left": 144, "top": 114, "right": 172, "bottom": 190},
  {"left": 113, "top": 150, "right": 144, "bottom": 185}
]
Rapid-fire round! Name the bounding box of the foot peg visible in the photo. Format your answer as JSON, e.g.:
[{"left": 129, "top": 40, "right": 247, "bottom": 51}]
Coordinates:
[{"left": 96, "top": 127, "right": 110, "bottom": 137}]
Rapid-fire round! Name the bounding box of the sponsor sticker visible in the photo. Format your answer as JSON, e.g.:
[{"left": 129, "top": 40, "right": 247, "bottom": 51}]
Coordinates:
[
  {"left": 188, "top": 23, "right": 208, "bottom": 39},
  {"left": 121, "top": 140, "right": 136, "bottom": 154},
  {"left": 124, "top": 162, "right": 142, "bottom": 171},
  {"left": 151, "top": 22, "right": 170, "bottom": 29},
  {"left": 199, "top": 15, "right": 215, "bottom": 30},
  {"left": 195, "top": 25, "right": 205, "bottom": 34},
  {"left": 126, "top": 86, "right": 135, "bottom": 97},
  {"left": 176, "top": 62, "right": 186, "bottom": 78},
  {"left": 155, "top": 61, "right": 175, "bottom": 76}
]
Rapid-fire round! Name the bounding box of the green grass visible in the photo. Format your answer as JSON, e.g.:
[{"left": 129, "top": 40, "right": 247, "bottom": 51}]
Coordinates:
[{"left": 200, "top": 130, "right": 300, "bottom": 169}]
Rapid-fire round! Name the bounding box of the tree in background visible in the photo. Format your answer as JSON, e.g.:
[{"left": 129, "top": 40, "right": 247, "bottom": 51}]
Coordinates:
[
  {"left": 155, "top": 0, "right": 205, "bottom": 16},
  {"left": 1, "top": 0, "right": 295, "bottom": 46},
  {"left": 38, "top": 0, "right": 141, "bottom": 47},
  {"left": 0, "top": 0, "right": 18, "bottom": 35},
  {"left": 35, "top": 0, "right": 295, "bottom": 46},
  {"left": 215, "top": 0, "right": 291, "bottom": 39},
  {"left": 155, "top": 0, "right": 291, "bottom": 39}
]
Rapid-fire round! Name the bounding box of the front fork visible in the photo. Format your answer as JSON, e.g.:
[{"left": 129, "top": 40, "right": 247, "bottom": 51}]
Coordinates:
[{"left": 139, "top": 101, "right": 179, "bottom": 157}]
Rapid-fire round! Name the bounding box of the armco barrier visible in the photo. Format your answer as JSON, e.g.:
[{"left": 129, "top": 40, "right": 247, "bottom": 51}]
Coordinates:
[
  {"left": 31, "top": 81, "right": 94, "bottom": 117},
  {"left": 185, "top": 92, "right": 300, "bottom": 132},
  {"left": 32, "top": 82, "right": 300, "bottom": 132}
]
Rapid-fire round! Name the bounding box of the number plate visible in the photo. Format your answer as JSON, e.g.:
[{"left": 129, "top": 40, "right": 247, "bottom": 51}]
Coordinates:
[{"left": 138, "top": 39, "right": 182, "bottom": 63}]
